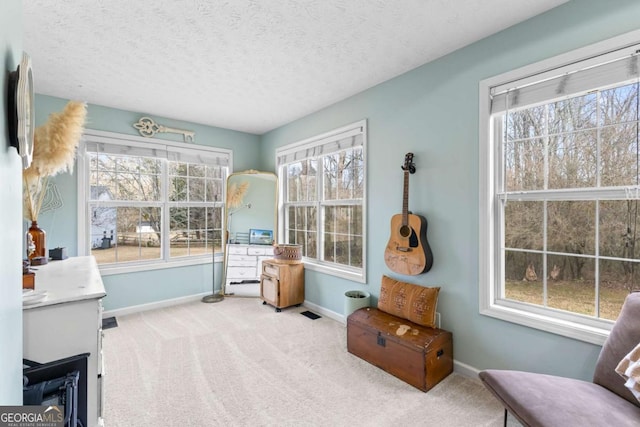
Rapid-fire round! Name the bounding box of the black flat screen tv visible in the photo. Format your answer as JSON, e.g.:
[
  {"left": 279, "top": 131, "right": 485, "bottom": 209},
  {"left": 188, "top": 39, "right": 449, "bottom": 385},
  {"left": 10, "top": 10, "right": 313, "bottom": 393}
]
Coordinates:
[{"left": 249, "top": 229, "right": 273, "bottom": 245}]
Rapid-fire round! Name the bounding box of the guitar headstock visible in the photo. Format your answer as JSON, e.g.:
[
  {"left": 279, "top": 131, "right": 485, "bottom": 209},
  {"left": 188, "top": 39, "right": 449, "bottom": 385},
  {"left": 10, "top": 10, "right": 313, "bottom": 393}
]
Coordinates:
[{"left": 402, "top": 152, "right": 416, "bottom": 174}]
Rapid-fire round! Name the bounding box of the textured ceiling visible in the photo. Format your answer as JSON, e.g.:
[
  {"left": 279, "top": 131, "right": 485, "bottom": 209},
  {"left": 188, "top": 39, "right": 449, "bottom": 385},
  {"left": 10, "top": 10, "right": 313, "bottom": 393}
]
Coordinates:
[{"left": 23, "top": 0, "right": 568, "bottom": 135}]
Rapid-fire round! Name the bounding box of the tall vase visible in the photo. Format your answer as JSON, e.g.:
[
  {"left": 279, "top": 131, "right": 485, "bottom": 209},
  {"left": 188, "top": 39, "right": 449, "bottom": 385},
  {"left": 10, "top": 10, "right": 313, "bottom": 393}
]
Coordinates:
[{"left": 27, "top": 220, "right": 48, "bottom": 265}]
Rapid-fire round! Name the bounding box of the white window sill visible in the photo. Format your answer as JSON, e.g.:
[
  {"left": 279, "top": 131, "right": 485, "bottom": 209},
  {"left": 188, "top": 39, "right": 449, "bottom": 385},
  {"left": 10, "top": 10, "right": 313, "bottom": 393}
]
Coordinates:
[
  {"left": 302, "top": 258, "right": 366, "bottom": 284},
  {"left": 480, "top": 301, "right": 612, "bottom": 346},
  {"left": 98, "top": 254, "right": 223, "bottom": 276}
]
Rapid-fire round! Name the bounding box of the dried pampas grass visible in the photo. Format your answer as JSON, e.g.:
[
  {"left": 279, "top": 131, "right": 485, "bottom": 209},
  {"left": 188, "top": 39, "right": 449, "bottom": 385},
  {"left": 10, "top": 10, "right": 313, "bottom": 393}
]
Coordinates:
[
  {"left": 24, "top": 101, "right": 87, "bottom": 182},
  {"left": 23, "top": 101, "right": 88, "bottom": 220},
  {"left": 227, "top": 181, "right": 249, "bottom": 208}
]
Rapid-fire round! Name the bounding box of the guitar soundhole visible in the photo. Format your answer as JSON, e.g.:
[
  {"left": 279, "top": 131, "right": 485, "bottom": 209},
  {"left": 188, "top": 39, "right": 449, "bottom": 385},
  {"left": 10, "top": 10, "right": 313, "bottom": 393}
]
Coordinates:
[{"left": 398, "top": 225, "right": 419, "bottom": 248}]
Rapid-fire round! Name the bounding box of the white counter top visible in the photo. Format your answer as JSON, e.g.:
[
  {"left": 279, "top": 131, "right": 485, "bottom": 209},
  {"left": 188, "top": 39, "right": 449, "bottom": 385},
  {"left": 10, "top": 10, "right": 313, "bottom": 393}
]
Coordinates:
[{"left": 24, "top": 256, "right": 106, "bottom": 310}]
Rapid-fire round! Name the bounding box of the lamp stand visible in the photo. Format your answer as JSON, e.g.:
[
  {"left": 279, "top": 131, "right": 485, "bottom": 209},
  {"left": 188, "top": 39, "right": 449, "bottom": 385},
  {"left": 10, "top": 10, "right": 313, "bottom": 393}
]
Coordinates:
[
  {"left": 202, "top": 251, "right": 224, "bottom": 303},
  {"left": 201, "top": 293, "right": 224, "bottom": 303}
]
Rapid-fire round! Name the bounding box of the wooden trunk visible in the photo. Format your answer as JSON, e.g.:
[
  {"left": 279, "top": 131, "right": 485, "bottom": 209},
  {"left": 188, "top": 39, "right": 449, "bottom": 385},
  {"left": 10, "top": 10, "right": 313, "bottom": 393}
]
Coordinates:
[{"left": 347, "top": 307, "right": 453, "bottom": 392}]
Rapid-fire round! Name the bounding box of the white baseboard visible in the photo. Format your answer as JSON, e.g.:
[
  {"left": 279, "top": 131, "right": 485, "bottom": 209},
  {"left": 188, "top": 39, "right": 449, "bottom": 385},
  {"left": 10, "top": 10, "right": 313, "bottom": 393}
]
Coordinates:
[
  {"left": 453, "top": 360, "right": 481, "bottom": 380},
  {"left": 102, "top": 292, "right": 210, "bottom": 318},
  {"left": 303, "top": 300, "right": 346, "bottom": 324}
]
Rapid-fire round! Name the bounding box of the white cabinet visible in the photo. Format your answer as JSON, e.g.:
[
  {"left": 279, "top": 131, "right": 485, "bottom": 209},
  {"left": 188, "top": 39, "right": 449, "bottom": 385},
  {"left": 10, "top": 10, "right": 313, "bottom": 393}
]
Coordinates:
[
  {"left": 224, "top": 244, "right": 274, "bottom": 296},
  {"left": 23, "top": 256, "right": 106, "bottom": 427}
]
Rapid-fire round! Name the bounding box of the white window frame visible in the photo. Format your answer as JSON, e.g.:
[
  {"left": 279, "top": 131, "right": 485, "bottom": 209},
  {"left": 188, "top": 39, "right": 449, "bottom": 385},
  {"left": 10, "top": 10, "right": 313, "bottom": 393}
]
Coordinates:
[
  {"left": 276, "top": 120, "right": 367, "bottom": 283},
  {"left": 77, "top": 129, "right": 231, "bottom": 276},
  {"left": 479, "top": 30, "right": 640, "bottom": 346}
]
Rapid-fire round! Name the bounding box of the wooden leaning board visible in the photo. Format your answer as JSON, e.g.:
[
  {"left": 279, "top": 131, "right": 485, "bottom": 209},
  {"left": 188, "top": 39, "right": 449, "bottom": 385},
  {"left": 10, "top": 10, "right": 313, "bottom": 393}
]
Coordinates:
[{"left": 347, "top": 307, "right": 453, "bottom": 392}]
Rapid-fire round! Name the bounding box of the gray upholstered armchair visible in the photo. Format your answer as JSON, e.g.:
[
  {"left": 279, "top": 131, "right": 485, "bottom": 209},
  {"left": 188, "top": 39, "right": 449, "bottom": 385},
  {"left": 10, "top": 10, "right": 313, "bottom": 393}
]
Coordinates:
[{"left": 480, "top": 292, "right": 640, "bottom": 427}]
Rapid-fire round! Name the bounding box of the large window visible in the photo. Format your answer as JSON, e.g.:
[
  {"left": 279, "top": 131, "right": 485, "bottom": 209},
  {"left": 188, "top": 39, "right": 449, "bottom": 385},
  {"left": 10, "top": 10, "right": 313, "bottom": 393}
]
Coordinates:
[
  {"left": 78, "top": 131, "right": 230, "bottom": 274},
  {"left": 480, "top": 32, "right": 640, "bottom": 344},
  {"left": 277, "top": 120, "right": 366, "bottom": 282}
]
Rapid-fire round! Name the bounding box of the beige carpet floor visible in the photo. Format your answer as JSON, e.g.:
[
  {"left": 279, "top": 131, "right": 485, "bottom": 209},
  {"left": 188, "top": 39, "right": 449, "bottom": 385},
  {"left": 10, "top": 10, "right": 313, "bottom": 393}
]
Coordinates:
[{"left": 102, "top": 298, "right": 511, "bottom": 426}]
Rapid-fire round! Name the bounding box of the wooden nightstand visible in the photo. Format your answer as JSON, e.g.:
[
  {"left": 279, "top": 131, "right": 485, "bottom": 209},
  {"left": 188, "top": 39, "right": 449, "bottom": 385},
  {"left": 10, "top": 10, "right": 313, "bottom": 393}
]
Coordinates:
[{"left": 260, "top": 260, "right": 304, "bottom": 312}]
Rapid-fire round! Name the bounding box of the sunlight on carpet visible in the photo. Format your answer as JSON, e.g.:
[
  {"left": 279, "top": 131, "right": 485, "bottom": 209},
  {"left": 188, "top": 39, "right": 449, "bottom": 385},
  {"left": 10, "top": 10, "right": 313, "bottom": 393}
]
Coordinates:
[{"left": 102, "top": 298, "right": 513, "bottom": 426}]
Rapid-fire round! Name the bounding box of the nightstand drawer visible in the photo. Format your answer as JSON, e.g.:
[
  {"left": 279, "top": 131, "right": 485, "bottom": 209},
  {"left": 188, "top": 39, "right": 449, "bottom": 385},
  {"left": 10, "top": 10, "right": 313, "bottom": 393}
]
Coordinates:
[
  {"left": 261, "top": 275, "right": 279, "bottom": 303},
  {"left": 263, "top": 262, "right": 282, "bottom": 279}
]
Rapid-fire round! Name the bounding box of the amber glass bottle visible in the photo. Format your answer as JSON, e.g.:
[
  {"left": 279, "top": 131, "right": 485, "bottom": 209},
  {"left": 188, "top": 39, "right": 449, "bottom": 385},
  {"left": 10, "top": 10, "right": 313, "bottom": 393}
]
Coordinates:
[{"left": 27, "top": 221, "right": 47, "bottom": 265}]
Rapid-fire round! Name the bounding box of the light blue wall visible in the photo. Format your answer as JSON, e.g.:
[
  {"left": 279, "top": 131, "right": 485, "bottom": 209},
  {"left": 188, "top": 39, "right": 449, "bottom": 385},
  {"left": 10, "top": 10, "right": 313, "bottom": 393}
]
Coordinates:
[
  {"left": 260, "top": 0, "right": 640, "bottom": 381},
  {"left": 0, "top": 0, "right": 24, "bottom": 404},
  {"left": 34, "top": 95, "right": 261, "bottom": 310},
  {"left": 29, "top": 0, "right": 640, "bottom": 380}
]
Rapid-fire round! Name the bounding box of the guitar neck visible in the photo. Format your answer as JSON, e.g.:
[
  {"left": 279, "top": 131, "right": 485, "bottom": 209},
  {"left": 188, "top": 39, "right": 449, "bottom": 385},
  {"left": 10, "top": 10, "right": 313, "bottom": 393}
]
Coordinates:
[{"left": 402, "top": 170, "right": 409, "bottom": 226}]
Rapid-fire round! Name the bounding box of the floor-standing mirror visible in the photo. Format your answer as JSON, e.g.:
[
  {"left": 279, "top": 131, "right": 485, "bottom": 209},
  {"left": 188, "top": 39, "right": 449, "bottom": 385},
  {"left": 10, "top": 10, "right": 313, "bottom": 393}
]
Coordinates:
[{"left": 223, "top": 170, "right": 277, "bottom": 297}]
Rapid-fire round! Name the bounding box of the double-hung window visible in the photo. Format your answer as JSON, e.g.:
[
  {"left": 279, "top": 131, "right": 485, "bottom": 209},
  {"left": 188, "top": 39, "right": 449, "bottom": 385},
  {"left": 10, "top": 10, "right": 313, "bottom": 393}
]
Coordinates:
[
  {"left": 78, "top": 130, "right": 230, "bottom": 273},
  {"left": 480, "top": 32, "right": 640, "bottom": 344},
  {"left": 276, "top": 120, "right": 366, "bottom": 282}
]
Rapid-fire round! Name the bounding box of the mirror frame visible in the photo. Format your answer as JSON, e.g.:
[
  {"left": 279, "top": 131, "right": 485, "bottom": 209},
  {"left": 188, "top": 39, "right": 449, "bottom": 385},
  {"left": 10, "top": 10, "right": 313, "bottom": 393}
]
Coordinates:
[{"left": 222, "top": 170, "right": 278, "bottom": 296}]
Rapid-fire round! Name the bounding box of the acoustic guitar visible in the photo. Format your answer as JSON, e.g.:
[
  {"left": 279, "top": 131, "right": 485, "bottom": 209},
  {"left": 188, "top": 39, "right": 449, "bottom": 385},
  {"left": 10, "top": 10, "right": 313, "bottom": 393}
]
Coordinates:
[{"left": 384, "top": 153, "right": 433, "bottom": 275}]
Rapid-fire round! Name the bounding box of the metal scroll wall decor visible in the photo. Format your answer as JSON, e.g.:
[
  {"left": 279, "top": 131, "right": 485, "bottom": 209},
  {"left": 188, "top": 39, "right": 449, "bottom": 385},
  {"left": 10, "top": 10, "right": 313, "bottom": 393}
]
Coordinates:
[
  {"left": 40, "top": 181, "right": 64, "bottom": 214},
  {"left": 133, "top": 117, "right": 195, "bottom": 142}
]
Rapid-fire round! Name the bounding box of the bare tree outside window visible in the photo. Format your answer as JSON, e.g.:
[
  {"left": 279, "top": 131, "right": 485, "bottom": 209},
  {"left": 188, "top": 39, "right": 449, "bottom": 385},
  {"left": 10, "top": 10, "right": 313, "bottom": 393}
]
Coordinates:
[
  {"left": 283, "top": 147, "right": 364, "bottom": 269},
  {"left": 88, "top": 152, "right": 225, "bottom": 265},
  {"left": 501, "top": 82, "right": 640, "bottom": 321}
]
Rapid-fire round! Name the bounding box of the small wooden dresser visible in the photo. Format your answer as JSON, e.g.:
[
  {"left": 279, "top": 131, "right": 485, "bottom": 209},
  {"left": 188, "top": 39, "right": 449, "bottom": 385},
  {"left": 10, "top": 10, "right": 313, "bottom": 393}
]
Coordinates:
[{"left": 260, "top": 260, "right": 304, "bottom": 312}]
